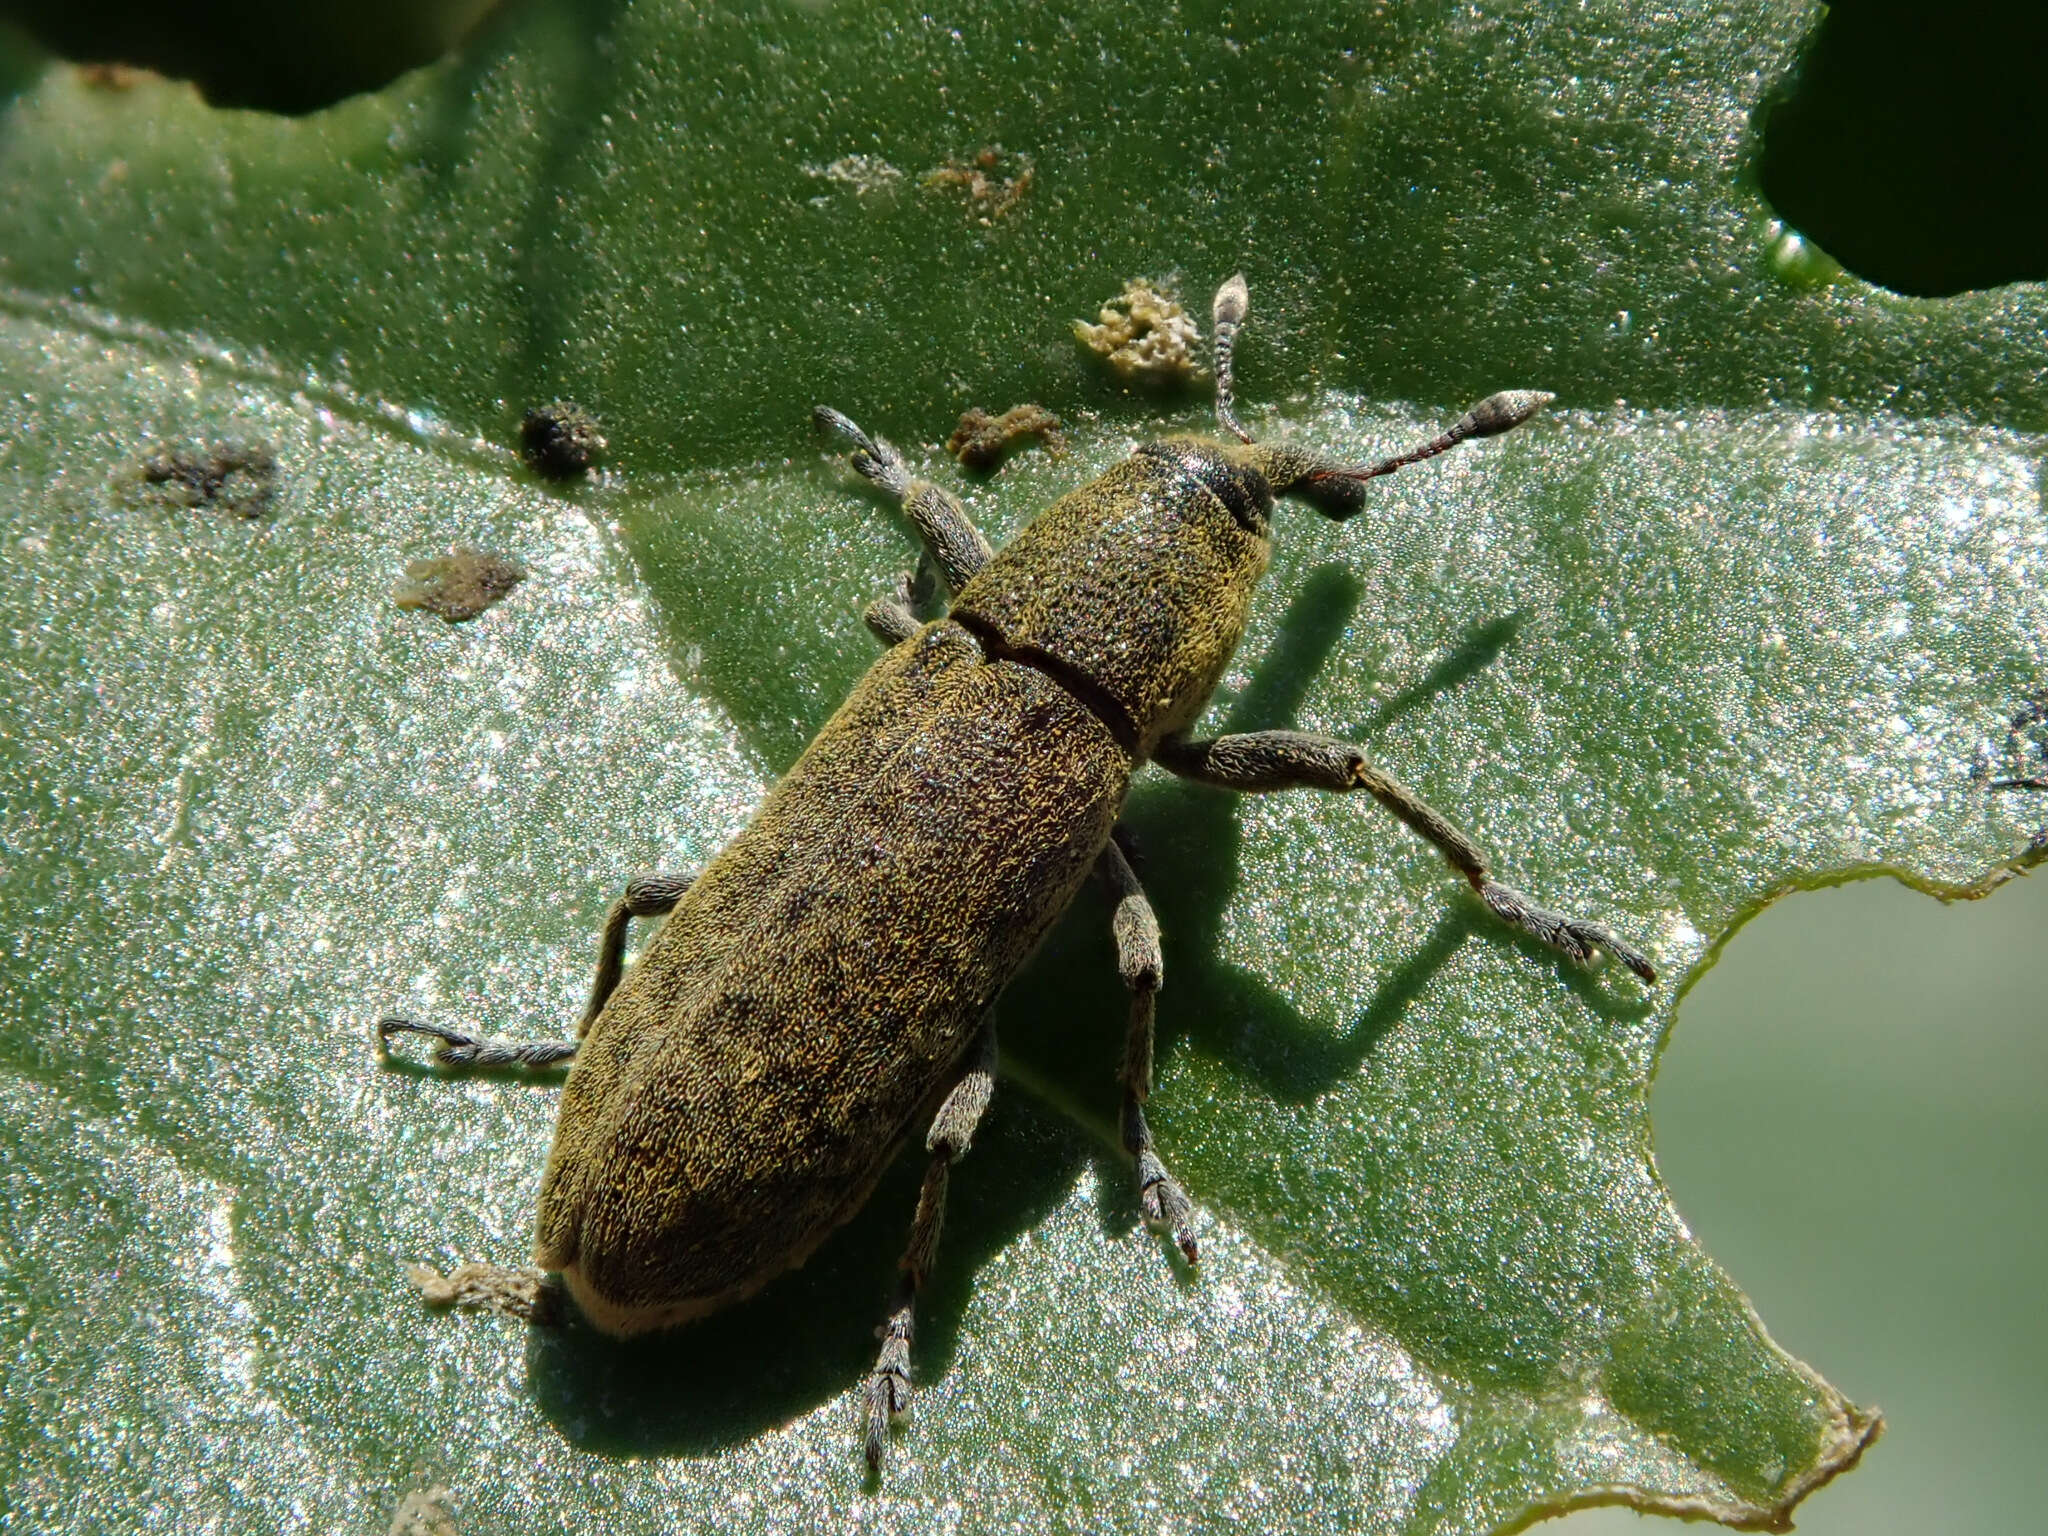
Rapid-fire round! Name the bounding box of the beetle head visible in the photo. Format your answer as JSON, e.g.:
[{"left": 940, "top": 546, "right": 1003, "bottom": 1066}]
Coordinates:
[{"left": 1207, "top": 274, "right": 1552, "bottom": 523}]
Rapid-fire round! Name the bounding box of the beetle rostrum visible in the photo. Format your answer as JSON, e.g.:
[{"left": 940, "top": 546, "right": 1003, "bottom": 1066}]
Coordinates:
[{"left": 379, "top": 273, "right": 1656, "bottom": 1473}]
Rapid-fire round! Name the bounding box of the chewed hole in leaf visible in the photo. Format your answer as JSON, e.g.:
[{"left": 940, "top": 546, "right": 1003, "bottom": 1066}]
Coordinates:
[
  {"left": 1756, "top": 0, "right": 2048, "bottom": 297},
  {"left": 1561, "top": 873, "right": 2048, "bottom": 1536},
  {"left": 1, "top": 0, "right": 501, "bottom": 113}
]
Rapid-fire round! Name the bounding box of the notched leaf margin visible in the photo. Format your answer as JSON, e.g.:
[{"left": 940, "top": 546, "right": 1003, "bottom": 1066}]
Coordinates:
[{"left": 1506, "top": 1403, "right": 1882, "bottom": 1534}]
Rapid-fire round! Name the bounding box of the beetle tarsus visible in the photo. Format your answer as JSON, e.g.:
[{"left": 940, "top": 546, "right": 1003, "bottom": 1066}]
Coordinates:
[
  {"left": 817, "top": 404, "right": 913, "bottom": 498},
  {"left": 375, "top": 1015, "right": 578, "bottom": 1069},
  {"left": 1122, "top": 1097, "right": 1198, "bottom": 1264},
  {"left": 1138, "top": 1151, "right": 1199, "bottom": 1265},
  {"left": 812, "top": 403, "right": 877, "bottom": 458},
  {"left": 1479, "top": 882, "right": 1659, "bottom": 984},
  {"left": 865, "top": 1285, "right": 916, "bottom": 1470}
]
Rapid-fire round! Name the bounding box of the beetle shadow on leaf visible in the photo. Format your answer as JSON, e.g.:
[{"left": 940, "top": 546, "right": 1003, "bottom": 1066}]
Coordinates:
[
  {"left": 411, "top": 0, "right": 639, "bottom": 421},
  {"left": 376, "top": 1054, "right": 573, "bottom": 1087},
  {"left": 1007, "top": 564, "right": 1500, "bottom": 1125},
  {"left": 522, "top": 1093, "right": 1086, "bottom": 1459},
  {"left": 1004, "top": 567, "right": 1646, "bottom": 1138},
  {"left": 1356, "top": 610, "right": 1522, "bottom": 739}
]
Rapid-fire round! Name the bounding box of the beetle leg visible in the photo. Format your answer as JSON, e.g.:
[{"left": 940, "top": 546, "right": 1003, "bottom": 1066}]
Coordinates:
[
  {"left": 816, "top": 405, "right": 994, "bottom": 593},
  {"left": 1155, "top": 730, "right": 1657, "bottom": 983},
  {"left": 864, "top": 1021, "right": 998, "bottom": 1470},
  {"left": 867, "top": 547, "right": 958, "bottom": 647},
  {"left": 862, "top": 565, "right": 922, "bottom": 647},
  {"left": 866, "top": 551, "right": 951, "bottom": 647},
  {"left": 578, "top": 872, "right": 691, "bottom": 1034},
  {"left": 864, "top": 593, "right": 920, "bottom": 647},
  {"left": 377, "top": 871, "right": 692, "bottom": 1069},
  {"left": 1096, "top": 839, "right": 1198, "bottom": 1263},
  {"left": 374, "top": 1015, "right": 578, "bottom": 1069},
  {"left": 901, "top": 480, "right": 992, "bottom": 594}
]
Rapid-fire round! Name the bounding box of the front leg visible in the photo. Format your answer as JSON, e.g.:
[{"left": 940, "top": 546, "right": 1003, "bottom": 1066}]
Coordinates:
[
  {"left": 1156, "top": 730, "right": 1656, "bottom": 983},
  {"left": 824, "top": 406, "right": 997, "bottom": 651},
  {"left": 817, "top": 406, "right": 995, "bottom": 595}
]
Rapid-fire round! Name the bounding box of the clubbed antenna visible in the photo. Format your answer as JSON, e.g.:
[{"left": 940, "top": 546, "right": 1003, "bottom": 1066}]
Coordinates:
[
  {"left": 1211, "top": 274, "right": 1254, "bottom": 444},
  {"left": 1309, "top": 389, "right": 1555, "bottom": 491}
]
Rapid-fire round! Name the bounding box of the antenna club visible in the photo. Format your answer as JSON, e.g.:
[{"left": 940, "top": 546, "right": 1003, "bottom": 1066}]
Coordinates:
[
  {"left": 1213, "top": 273, "right": 1250, "bottom": 329},
  {"left": 1459, "top": 390, "right": 1555, "bottom": 440}
]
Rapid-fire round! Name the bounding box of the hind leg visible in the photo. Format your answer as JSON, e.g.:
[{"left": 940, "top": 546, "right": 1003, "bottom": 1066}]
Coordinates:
[
  {"left": 377, "top": 872, "right": 690, "bottom": 1068},
  {"left": 864, "top": 1020, "right": 998, "bottom": 1470}
]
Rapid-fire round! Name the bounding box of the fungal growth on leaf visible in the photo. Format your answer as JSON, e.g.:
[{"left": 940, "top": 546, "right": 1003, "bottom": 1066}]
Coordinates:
[
  {"left": 139, "top": 439, "right": 280, "bottom": 519},
  {"left": 945, "top": 404, "right": 1065, "bottom": 472},
  {"left": 1072, "top": 279, "right": 1206, "bottom": 385},
  {"left": 520, "top": 401, "right": 606, "bottom": 479},
  {"left": 923, "top": 144, "right": 1034, "bottom": 222}
]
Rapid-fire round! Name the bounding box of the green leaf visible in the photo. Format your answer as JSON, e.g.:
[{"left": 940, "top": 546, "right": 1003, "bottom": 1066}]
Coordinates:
[{"left": 0, "top": 3, "right": 2039, "bottom": 1532}]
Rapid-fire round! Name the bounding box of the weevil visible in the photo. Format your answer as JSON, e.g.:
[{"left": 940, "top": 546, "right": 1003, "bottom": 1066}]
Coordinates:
[{"left": 379, "top": 274, "right": 1656, "bottom": 1469}]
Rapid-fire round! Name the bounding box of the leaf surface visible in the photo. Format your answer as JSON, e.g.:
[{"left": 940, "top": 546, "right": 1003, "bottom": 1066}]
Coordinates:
[{"left": 1, "top": 3, "right": 2040, "bottom": 1532}]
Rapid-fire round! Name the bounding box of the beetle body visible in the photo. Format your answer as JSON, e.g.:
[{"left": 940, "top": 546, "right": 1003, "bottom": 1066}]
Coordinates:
[
  {"left": 536, "top": 618, "right": 1128, "bottom": 1329},
  {"left": 538, "top": 438, "right": 1274, "bottom": 1330},
  {"left": 381, "top": 276, "right": 1654, "bottom": 1468}
]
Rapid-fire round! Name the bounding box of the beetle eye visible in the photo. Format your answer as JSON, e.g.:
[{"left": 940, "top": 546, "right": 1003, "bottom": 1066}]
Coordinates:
[
  {"left": 1136, "top": 441, "right": 1271, "bottom": 531},
  {"left": 1215, "top": 461, "right": 1273, "bottom": 532},
  {"left": 1195, "top": 453, "right": 1273, "bottom": 533}
]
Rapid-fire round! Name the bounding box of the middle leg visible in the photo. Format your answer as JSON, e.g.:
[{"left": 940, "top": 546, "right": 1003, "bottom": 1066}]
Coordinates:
[
  {"left": 1095, "top": 839, "right": 1197, "bottom": 1263},
  {"left": 376, "top": 870, "right": 691, "bottom": 1069}
]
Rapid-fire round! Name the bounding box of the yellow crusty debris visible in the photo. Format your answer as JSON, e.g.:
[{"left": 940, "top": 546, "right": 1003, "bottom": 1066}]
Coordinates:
[
  {"left": 404, "top": 1260, "right": 553, "bottom": 1322},
  {"left": 1072, "top": 279, "right": 1207, "bottom": 384}
]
